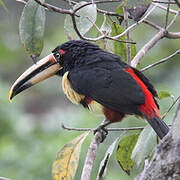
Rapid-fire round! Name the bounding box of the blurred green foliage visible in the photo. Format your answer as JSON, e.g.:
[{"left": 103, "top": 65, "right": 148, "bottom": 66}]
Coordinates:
[{"left": 0, "top": 1, "right": 180, "bottom": 180}]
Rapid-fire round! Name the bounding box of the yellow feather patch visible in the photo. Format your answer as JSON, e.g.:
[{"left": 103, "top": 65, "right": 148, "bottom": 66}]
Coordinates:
[
  {"left": 62, "top": 72, "right": 85, "bottom": 104},
  {"left": 88, "top": 101, "right": 103, "bottom": 114}
]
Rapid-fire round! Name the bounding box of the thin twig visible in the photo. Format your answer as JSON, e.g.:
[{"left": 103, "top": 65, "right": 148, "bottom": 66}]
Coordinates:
[
  {"left": 106, "top": 36, "right": 136, "bottom": 44},
  {"left": 165, "top": 0, "right": 170, "bottom": 29},
  {"left": 16, "top": 0, "right": 27, "bottom": 5},
  {"left": 162, "top": 95, "right": 180, "bottom": 120},
  {"left": 143, "top": 19, "right": 162, "bottom": 30},
  {"left": 73, "top": 0, "right": 122, "bottom": 13},
  {"left": 32, "top": 0, "right": 164, "bottom": 44},
  {"left": 97, "top": 8, "right": 162, "bottom": 30},
  {"left": 153, "top": 0, "right": 176, "bottom": 4},
  {"left": 112, "top": 4, "right": 158, "bottom": 40},
  {"left": 64, "top": 0, "right": 73, "bottom": 8},
  {"left": 97, "top": 8, "right": 123, "bottom": 17},
  {"left": 33, "top": 0, "right": 73, "bottom": 14},
  {"left": 62, "top": 123, "right": 144, "bottom": 131},
  {"left": 166, "top": 10, "right": 180, "bottom": 29},
  {"left": 85, "top": 16, "right": 136, "bottom": 44},
  {"left": 17, "top": 0, "right": 50, "bottom": 11},
  {"left": 86, "top": 16, "right": 103, "bottom": 35},
  {"left": 123, "top": 6, "right": 131, "bottom": 64},
  {"left": 141, "top": 49, "right": 180, "bottom": 71},
  {"left": 154, "top": 3, "right": 178, "bottom": 14},
  {"left": 71, "top": 9, "right": 136, "bottom": 43}
]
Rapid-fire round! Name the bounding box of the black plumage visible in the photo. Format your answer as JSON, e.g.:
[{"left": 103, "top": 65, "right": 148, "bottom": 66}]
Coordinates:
[
  {"left": 54, "top": 40, "right": 154, "bottom": 116},
  {"left": 68, "top": 61, "right": 145, "bottom": 116},
  {"left": 10, "top": 40, "right": 169, "bottom": 139}
]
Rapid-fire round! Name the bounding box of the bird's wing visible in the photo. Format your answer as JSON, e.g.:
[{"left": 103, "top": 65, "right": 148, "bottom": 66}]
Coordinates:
[{"left": 68, "top": 61, "right": 145, "bottom": 115}]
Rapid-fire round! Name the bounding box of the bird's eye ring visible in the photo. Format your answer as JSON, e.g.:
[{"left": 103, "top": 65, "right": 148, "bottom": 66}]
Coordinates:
[{"left": 56, "top": 52, "right": 61, "bottom": 60}]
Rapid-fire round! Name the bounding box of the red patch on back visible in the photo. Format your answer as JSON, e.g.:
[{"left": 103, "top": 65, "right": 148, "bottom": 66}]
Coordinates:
[
  {"left": 59, "top": 49, "right": 66, "bottom": 55},
  {"left": 125, "top": 68, "right": 160, "bottom": 119}
]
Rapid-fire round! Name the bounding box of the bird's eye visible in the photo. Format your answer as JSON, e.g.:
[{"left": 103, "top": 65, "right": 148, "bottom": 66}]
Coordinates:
[{"left": 56, "top": 52, "right": 61, "bottom": 60}]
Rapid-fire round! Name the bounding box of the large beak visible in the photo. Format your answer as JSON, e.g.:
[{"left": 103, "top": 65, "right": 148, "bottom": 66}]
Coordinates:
[{"left": 9, "top": 53, "right": 61, "bottom": 102}]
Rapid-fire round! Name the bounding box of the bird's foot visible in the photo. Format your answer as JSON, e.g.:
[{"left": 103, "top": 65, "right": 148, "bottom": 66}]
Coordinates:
[{"left": 93, "top": 121, "right": 111, "bottom": 143}]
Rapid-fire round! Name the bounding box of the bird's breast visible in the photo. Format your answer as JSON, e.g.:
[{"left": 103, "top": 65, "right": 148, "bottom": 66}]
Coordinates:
[
  {"left": 62, "top": 72, "right": 104, "bottom": 114},
  {"left": 62, "top": 71, "right": 124, "bottom": 122},
  {"left": 62, "top": 72, "right": 85, "bottom": 104}
]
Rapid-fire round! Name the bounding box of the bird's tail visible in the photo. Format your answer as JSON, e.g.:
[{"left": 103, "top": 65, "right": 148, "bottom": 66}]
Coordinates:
[{"left": 144, "top": 115, "right": 169, "bottom": 139}]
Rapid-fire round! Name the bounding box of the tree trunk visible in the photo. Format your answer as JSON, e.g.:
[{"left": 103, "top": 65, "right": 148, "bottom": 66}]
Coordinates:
[{"left": 135, "top": 101, "right": 180, "bottom": 180}]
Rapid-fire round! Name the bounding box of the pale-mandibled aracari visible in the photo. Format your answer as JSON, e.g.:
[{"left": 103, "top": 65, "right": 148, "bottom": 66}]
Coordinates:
[{"left": 9, "top": 40, "right": 169, "bottom": 139}]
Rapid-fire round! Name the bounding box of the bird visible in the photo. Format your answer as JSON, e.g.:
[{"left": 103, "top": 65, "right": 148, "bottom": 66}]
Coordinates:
[{"left": 9, "top": 40, "right": 169, "bottom": 139}]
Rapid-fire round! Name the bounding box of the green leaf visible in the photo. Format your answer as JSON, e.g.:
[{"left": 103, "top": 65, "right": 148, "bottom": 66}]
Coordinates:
[
  {"left": 116, "top": 5, "right": 124, "bottom": 14},
  {"left": 111, "top": 22, "right": 136, "bottom": 62},
  {"left": 111, "top": 22, "right": 126, "bottom": 61},
  {"left": 64, "top": 1, "right": 97, "bottom": 39},
  {"left": 131, "top": 124, "right": 157, "bottom": 167},
  {"left": 116, "top": 133, "right": 140, "bottom": 175},
  {"left": 97, "top": 138, "right": 118, "bottom": 180},
  {"left": 158, "top": 91, "right": 174, "bottom": 100},
  {"left": 19, "top": 0, "right": 46, "bottom": 60},
  {"left": 0, "top": 0, "right": 8, "bottom": 12},
  {"left": 52, "top": 132, "right": 89, "bottom": 180},
  {"left": 131, "top": 40, "right": 137, "bottom": 60},
  {"left": 100, "top": 14, "right": 111, "bottom": 35},
  {"left": 116, "top": 5, "right": 124, "bottom": 24}
]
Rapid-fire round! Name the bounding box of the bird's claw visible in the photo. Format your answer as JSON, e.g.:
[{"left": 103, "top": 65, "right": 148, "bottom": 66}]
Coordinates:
[{"left": 93, "top": 125, "right": 108, "bottom": 143}]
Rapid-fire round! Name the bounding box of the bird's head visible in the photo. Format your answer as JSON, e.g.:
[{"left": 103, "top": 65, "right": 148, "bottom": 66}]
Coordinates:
[{"left": 9, "top": 40, "right": 100, "bottom": 101}]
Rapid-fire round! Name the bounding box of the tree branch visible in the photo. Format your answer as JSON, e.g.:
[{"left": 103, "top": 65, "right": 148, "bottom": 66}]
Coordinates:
[
  {"left": 71, "top": 8, "right": 136, "bottom": 43},
  {"left": 112, "top": 4, "right": 158, "bottom": 40},
  {"left": 81, "top": 131, "right": 102, "bottom": 180},
  {"left": 73, "top": 0, "right": 123, "bottom": 13},
  {"left": 165, "top": 32, "right": 180, "bottom": 39},
  {"left": 153, "top": 0, "right": 176, "bottom": 4},
  {"left": 16, "top": 0, "right": 27, "bottom": 5},
  {"left": 143, "top": 19, "right": 162, "bottom": 30},
  {"left": 153, "top": 3, "right": 178, "bottom": 14},
  {"left": 135, "top": 100, "right": 180, "bottom": 180},
  {"left": 33, "top": 0, "right": 73, "bottom": 14},
  {"left": 97, "top": 8, "right": 162, "bottom": 30},
  {"left": 131, "top": 30, "right": 165, "bottom": 68},
  {"left": 62, "top": 123, "right": 144, "bottom": 131},
  {"left": 174, "top": 0, "right": 180, "bottom": 8}
]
